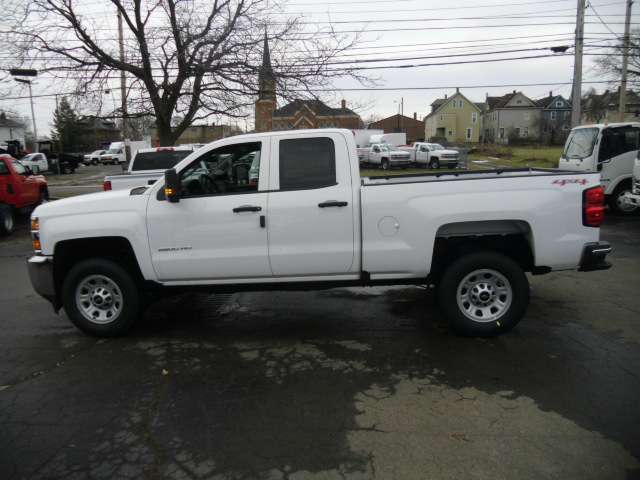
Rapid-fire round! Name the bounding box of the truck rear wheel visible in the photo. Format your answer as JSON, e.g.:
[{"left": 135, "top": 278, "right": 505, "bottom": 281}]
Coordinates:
[
  {"left": 62, "top": 258, "right": 140, "bottom": 337},
  {"left": 0, "top": 204, "right": 15, "bottom": 236},
  {"left": 438, "top": 251, "right": 529, "bottom": 336}
]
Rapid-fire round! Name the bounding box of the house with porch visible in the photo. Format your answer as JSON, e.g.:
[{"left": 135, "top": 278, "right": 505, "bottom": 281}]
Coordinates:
[{"left": 424, "top": 89, "right": 484, "bottom": 143}]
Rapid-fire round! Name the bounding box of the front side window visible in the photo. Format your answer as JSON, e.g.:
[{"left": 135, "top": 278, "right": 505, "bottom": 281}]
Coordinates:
[
  {"left": 0, "top": 161, "right": 9, "bottom": 175},
  {"left": 279, "top": 137, "right": 336, "bottom": 190},
  {"left": 598, "top": 126, "right": 640, "bottom": 162},
  {"left": 178, "top": 142, "right": 261, "bottom": 197}
]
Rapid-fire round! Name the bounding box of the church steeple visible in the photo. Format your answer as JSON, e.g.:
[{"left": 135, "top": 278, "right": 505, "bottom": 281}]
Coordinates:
[
  {"left": 258, "top": 31, "right": 275, "bottom": 101},
  {"left": 255, "top": 31, "right": 276, "bottom": 132}
]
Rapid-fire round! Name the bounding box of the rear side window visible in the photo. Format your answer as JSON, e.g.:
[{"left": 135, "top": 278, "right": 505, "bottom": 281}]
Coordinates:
[
  {"left": 0, "top": 161, "right": 8, "bottom": 175},
  {"left": 279, "top": 137, "right": 336, "bottom": 190},
  {"left": 132, "top": 150, "right": 192, "bottom": 171}
]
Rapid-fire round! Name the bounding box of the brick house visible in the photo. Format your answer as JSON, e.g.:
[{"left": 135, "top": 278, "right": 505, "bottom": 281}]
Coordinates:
[
  {"left": 368, "top": 113, "right": 424, "bottom": 144},
  {"left": 254, "top": 34, "right": 362, "bottom": 132}
]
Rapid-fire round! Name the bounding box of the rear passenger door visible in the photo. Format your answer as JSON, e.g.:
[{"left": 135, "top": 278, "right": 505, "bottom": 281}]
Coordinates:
[{"left": 267, "top": 133, "right": 356, "bottom": 277}]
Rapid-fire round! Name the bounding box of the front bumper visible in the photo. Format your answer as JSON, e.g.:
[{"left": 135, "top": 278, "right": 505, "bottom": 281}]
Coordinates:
[
  {"left": 27, "top": 256, "right": 57, "bottom": 307},
  {"left": 622, "top": 192, "right": 640, "bottom": 207},
  {"left": 578, "top": 242, "right": 612, "bottom": 272}
]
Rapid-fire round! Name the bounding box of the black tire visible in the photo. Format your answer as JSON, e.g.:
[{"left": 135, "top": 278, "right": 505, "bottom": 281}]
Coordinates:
[
  {"left": 437, "top": 251, "right": 529, "bottom": 337},
  {"left": 0, "top": 204, "right": 15, "bottom": 236},
  {"left": 429, "top": 158, "right": 440, "bottom": 169},
  {"left": 381, "top": 159, "right": 390, "bottom": 170},
  {"left": 62, "top": 258, "right": 140, "bottom": 337},
  {"left": 92, "top": 159, "right": 98, "bottom": 165},
  {"left": 608, "top": 181, "right": 638, "bottom": 215}
]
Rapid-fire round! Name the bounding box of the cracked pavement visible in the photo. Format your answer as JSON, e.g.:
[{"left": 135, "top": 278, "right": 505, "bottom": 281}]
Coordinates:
[{"left": 1, "top": 215, "right": 639, "bottom": 479}]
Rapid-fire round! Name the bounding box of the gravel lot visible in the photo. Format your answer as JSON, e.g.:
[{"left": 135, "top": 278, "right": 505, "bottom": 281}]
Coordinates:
[{"left": 1, "top": 173, "right": 639, "bottom": 479}]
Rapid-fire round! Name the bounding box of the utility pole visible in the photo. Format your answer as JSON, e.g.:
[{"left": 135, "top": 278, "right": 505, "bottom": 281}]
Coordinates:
[
  {"left": 117, "top": 8, "right": 129, "bottom": 160},
  {"left": 619, "top": 0, "right": 634, "bottom": 121},
  {"left": 571, "top": 0, "right": 585, "bottom": 127}
]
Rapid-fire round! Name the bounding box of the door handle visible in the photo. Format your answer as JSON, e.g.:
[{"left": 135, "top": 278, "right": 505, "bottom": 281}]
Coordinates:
[
  {"left": 233, "top": 205, "right": 262, "bottom": 213},
  {"left": 318, "top": 200, "right": 348, "bottom": 208}
]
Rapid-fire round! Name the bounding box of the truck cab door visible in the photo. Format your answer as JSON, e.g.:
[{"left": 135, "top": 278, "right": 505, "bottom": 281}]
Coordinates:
[
  {"left": 597, "top": 126, "right": 639, "bottom": 193},
  {"left": 146, "top": 139, "right": 272, "bottom": 281},
  {"left": 266, "top": 132, "right": 356, "bottom": 277},
  {"left": 11, "top": 160, "right": 39, "bottom": 205},
  {"left": 417, "top": 145, "right": 429, "bottom": 164}
]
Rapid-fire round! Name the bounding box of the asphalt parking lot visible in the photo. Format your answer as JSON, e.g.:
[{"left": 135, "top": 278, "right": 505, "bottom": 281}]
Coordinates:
[{"left": 1, "top": 175, "right": 639, "bottom": 479}]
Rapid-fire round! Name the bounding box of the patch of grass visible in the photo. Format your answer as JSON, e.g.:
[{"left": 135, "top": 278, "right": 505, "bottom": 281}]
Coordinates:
[{"left": 469, "top": 144, "right": 563, "bottom": 169}]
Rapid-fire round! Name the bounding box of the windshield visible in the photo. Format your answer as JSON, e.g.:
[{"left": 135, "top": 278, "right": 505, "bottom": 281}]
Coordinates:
[
  {"left": 431, "top": 144, "right": 444, "bottom": 151},
  {"left": 21, "top": 154, "right": 35, "bottom": 161},
  {"left": 378, "top": 145, "right": 391, "bottom": 152},
  {"left": 92, "top": 150, "right": 104, "bottom": 155},
  {"left": 563, "top": 128, "right": 599, "bottom": 159},
  {"left": 132, "top": 150, "right": 192, "bottom": 171}
]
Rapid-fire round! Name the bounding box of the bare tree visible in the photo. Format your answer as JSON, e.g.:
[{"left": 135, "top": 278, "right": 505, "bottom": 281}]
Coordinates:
[
  {"left": 3, "top": 0, "right": 370, "bottom": 145},
  {"left": 594, "top": 29, "right": 640, "bottom": 89}
]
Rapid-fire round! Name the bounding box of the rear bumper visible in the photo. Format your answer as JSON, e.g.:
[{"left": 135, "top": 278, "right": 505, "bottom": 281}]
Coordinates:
[
  {"left": 578, "top": 242, "right": 612, "bottom": 272},
  {"left": 27, "top": 255, "right": 57, "bottom": 307}
]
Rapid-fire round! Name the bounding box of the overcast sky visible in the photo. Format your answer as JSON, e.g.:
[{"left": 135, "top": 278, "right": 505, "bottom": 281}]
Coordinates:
[{"left": 1, "top": 0, "right": 637, "bottom": 137}]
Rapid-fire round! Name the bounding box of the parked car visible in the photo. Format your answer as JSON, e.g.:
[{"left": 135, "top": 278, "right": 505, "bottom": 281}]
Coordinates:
[
  {"left": 20, "top": 152, "right": 49, "bottom": 173},
  {"left": 83, "top": 150, "right": 106, "bottom": 166},
  {"left": 28, "top": 129, "right": 610, "bottom": 337},
  {"left": 0, "top": 155, "right": 48, "bottom": 235},
  {"left": 559, "top": 122, "right": 640, "bottom": 214},
  {"left": 103, "top": 146, "right": 197, "bottom": 191},
  {"left": 399, "top": 142, "right": 460, "bottom": 169},
  {"left": 357, "top": 143, "right": 412, "bottom": 169}
]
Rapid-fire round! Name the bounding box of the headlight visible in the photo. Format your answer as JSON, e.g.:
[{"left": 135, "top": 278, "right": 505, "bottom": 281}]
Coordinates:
[{"left": 31, "top": 216, "right": 41, "bottom": 253}]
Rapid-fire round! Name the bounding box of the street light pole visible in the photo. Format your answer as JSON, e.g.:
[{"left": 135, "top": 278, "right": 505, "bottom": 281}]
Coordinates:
[{"left": 14, "top": 78, "right": 38, "bottom": 152}]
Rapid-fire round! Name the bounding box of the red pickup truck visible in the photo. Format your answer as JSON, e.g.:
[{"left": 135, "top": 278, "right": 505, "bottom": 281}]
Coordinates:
[{"left": 0, "top": 154, "right": 48, "bottom": 235}]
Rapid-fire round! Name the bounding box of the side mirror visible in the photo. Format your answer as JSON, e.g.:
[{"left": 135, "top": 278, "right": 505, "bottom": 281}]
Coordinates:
[{"left": 164, "top": 168, "right": 181, "bottom": 203}]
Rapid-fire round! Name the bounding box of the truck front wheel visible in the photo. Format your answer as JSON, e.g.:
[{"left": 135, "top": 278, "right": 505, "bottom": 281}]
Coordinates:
[
  {"left": 429, "top": 158, "right": 440, "bottom": 169},
  {"left": 62, "top": 258, "right": 140, "bottom": 337},
  {"left": 381, "top": 159, "right": 390, "bottom": 170},
  {"left": 438, "top": 251, "right": 529, "bottom": 336},
  {"left": 0, "top": 204, "right": 15, "bottom": 236},
  {"left": 609, "top": 181, "right": 638, "bottom": 215}
]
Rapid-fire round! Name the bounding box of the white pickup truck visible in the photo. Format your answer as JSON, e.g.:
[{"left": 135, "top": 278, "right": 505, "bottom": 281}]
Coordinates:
[
  {"left": 103, "top": 146, "right": 196, "bottom": 191},
  {"left": 357, "top": 143, "right": 412, "bottom": 169},
  {"left": 399, "top": 142, "right": 461, "bottom": 169},
  {"left": 27, "top": 129, "right": 611, "bottom": 338}
]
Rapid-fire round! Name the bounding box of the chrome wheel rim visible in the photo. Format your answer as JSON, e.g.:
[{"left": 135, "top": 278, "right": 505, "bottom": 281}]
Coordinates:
[
  {"left": 457, "top": 269, "right": 512, "bottom": 323},
  {"left": 75, "top": 274, "right": 123, "bottom": 324},
  {"left": 3, "top": 213, "right": 13, "bottom": 232},
  {"left": 616, "top": 189, "right": 637, "bottom": 213}
]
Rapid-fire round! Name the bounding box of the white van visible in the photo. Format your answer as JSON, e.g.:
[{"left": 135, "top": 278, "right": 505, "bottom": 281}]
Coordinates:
[{"left": 559, "top": 123, "right": 639, "bottom": 214}]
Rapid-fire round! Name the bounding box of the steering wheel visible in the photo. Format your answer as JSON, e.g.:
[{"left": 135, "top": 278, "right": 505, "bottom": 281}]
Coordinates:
[{"left": 200, "top": 174, "right": 218, "bottom": 194}]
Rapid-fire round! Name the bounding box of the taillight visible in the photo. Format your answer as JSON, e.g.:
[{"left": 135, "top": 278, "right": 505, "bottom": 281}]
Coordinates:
[
  {"left": 583, "top": 186, "right": 605, "bottom": 227},
  {"left": 103, "top": 180, "right": 112, "bottom": 191}
]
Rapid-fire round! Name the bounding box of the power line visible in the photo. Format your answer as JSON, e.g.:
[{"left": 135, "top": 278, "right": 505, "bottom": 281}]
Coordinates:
[
  {"left": 589, "top": 1, "right": 623, "bottom": 39},
  {"left": 0, "top": 80, "right": 618, "bottom": 102}
]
